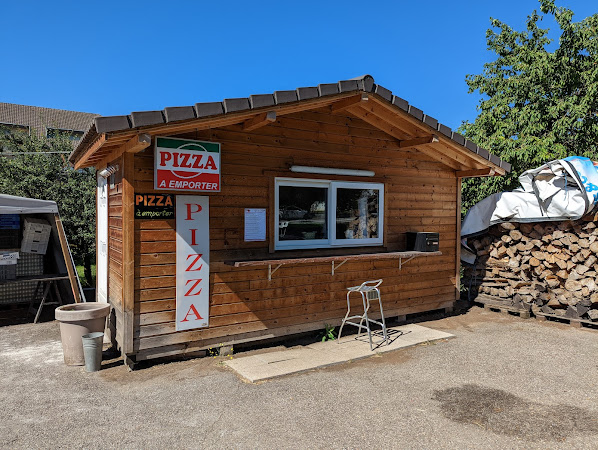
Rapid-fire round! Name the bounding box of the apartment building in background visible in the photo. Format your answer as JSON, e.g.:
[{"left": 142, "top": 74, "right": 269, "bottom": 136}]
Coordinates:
[{"left": 0, "top": 102, "right": 98, "bottom": 142}]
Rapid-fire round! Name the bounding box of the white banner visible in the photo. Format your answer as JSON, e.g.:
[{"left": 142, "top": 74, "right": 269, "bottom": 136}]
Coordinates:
[{"left": 176, "top": 196, "right": 210, "bottom": 331}]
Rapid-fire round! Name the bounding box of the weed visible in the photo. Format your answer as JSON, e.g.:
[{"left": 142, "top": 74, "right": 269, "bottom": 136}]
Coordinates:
[{"left": 318, "top": 323, "right": 337, "bottom": 342}]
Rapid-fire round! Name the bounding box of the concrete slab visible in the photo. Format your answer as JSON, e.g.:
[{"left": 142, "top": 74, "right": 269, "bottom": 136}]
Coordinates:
[{"left": 224, "top": 324, "right": 454, "bottom": 382}]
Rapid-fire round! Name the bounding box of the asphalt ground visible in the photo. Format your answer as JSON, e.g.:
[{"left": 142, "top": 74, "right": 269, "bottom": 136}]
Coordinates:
[{"left": 1, "top": 306, "right": 597, "bottom": 449}]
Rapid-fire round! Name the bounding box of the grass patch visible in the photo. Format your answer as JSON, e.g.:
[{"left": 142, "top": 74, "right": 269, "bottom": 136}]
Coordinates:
[{"left": 76, "top": 264, "right": 96, "bottom": 288}]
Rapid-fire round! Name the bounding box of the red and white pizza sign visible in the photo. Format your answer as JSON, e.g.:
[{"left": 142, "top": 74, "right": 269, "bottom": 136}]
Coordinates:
[
  {"left": 155, "top": 137, "right": 221, "bottom": 192},
  {"left": 176, "top": 196, "right": 210, "bottom": 331}
]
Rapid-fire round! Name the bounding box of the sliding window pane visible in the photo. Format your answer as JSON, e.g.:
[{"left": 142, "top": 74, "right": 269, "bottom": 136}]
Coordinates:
[
  {"left": 335, "top": 188, "right": 379, "bottom": 240},
  {"left": 278, "top": 186, "right": 328, "bottom": 241}
]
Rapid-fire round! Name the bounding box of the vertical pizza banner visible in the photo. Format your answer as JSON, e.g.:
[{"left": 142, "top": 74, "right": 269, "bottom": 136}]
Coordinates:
[
  {"left": 176, "top": 196, "right": 210, "bottom": 331},
  {"left": 155, "top": 137, "right": 221, "bottom": 192}
]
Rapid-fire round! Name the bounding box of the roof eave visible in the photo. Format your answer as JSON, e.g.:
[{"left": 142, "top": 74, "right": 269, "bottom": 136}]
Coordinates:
[{"left": 69, "top": 75, "right": 510, "bottom": 174}]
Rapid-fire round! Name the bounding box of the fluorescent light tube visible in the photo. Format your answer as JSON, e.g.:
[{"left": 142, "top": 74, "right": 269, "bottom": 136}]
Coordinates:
[{"left": 290, "top": 165, "right": 375, "bottom": 177}]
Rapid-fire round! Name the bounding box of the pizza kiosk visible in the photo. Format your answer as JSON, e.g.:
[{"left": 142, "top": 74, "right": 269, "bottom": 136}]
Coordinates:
[{"left": 69, "top": 75, "right": 509, "bottom": 364}]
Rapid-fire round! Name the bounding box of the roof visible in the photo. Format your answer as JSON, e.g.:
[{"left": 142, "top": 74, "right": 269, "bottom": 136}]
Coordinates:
[
  {"left": 0, "top": 103, "right": 98, "bottom": 138},
  {"left": 0, "top": 194, "right": 58, "bottom": 214},
  {"left": 69, "top": 75, "right": 511, "bottom": 173}
]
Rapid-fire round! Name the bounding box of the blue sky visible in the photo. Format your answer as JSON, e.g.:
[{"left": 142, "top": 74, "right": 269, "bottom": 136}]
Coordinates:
[{"left": 1, "top": 1, "right": 596, "bottom": 130}]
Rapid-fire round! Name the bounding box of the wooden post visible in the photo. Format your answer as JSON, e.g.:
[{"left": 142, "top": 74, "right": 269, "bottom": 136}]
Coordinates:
[
  {"left": 53, "top": 214, "right": 81, "bottom": 303},
  {"left": 455, "top": 177, "right": 462, "bottom": 300},
  {"left": 121, "top": 152, "right": 135, "bottom": 356}
]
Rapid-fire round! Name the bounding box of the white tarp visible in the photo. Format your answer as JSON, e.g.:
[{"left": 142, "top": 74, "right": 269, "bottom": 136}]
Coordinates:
[
  {"left": 0, "top": 194, "right": 59, "bottom": 214},
  {"left": 461, "top": 156, "right": 598, "bottom": 238}
]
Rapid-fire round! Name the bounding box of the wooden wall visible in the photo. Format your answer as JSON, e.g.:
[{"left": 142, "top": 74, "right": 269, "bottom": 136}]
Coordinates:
[
  {"left": 121, "top": 107, "right": 458, "bottom": 360},
  {"left": 107, "top": 156, "right": 125, "bottom": 349}
]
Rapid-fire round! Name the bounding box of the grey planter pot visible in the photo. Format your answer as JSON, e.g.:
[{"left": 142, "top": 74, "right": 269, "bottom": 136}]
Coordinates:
[{"left": 55, "top": 303, "right": 110, "bottom": 366}]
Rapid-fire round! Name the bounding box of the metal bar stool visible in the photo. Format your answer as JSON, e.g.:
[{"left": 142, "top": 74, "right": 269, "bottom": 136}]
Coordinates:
[{"left": 338, "top": 279, "right": 389, "bottom": 350}]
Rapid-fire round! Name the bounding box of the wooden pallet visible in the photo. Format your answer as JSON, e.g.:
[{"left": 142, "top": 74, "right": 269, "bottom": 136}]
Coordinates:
[
  {"left": 474, "top": 294, "right": 531, "bottom": 319},
  {"left": 534, "top": 311, "right": 598, "bottom": 330}
]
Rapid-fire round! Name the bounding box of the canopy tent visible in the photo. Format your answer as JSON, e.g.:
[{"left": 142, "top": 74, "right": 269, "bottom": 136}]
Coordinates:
[
  {"left": 0, "top": 194, "right": 59, "bottom": 214},
  {"left": 0, "top": 194, "right": 83, "bottom": 309}
]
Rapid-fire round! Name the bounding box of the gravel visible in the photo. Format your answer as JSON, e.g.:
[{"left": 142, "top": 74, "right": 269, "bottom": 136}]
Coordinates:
[{"left": 1, "top": 306, "right": 597, "bottom": 449}]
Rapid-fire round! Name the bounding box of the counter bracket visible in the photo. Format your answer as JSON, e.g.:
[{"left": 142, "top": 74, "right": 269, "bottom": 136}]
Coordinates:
[
  {"left": 268, "top": 264, "right": 282, "bottom": 281},
  {"left": 331, "top": 259, "right": 348, "bottom": 276},
  {"left": 227, "top": 251, "right": 442, "bottom": 282}
]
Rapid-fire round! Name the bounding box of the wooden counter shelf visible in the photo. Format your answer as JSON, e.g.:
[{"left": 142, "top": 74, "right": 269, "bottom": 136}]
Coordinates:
[{"left": 226, "top": 251, "right": 442, "bottom": 280}]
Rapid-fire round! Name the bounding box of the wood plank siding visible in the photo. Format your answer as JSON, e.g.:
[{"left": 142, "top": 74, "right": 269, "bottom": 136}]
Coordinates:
[
  {"left": 107, "top": 156, "right": 125, "bottom": 348},
  {"left": 124, "top": 107, "right": 458, "bottom": 360}
]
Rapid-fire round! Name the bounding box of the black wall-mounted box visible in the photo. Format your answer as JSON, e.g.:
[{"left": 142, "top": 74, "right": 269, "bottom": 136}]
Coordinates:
[{"left": 406, "top": 232, "right": 439, "bottom": 252}]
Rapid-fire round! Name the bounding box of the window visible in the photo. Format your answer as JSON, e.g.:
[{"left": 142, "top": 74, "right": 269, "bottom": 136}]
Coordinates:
[
  {"left": 0, "top": 123, "right": 29, "bottom": 135},
  {"left": 46, "top": 128, "right": 84, "bottom": 141},
  {"left": 275, "top": 178, "right": 384, "bottom": 250},
  {"left": 0, "top": 123, "right": 30, "bottom": 153}
]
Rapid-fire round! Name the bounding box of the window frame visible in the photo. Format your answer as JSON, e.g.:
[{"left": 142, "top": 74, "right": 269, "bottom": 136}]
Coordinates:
[
  {"left": 0, "top": 122, "right": 30, "bottom": 135},
  {"left": 330, "top": 181, "right": 384, "bottom": 247},
  {"left": 274, "top": 177, "right": 384, "bottom": 251}
]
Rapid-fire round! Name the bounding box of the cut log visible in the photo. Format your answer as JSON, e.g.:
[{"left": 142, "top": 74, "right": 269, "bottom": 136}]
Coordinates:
[
  {"left": 564, "top": 279, "right": 583, "bottom": 291},
  {"left": 501, "top": 235, "right": 513, "bottom": 244},
  {"left": 509, "top": 230, "right": 523, "bottom": 241},
  {"left": 588, "top": 310, "right": 598, "bottom": 321},
  {"left": 529, "top": 257, "right": 541, "bottom": 267},
  {"left": 558, "top": 221, "right": 572, "bottom": 231},
  {"left": 520, "top": 223, "right": 534, "bottom": 234},
  {"left": 582, "top": 278, "right": 597, "bottom": 292},
  {"left": 554, "top": 270, "right": 568, "bottom": 280},
  {"left": 545, "top": 276, "right": 560, "bottom": 288},
  {"left": 568, "top": 271, "right": 582, "bottom": 281},
  {"left": 575, "top": 265, "right": 590, "bottom": 275},
  {"left": 500, "top": 222, "right": 517, "bottom": 231},
  {"left": 530, "top": 231, "right": 542, "bottom": 240}
]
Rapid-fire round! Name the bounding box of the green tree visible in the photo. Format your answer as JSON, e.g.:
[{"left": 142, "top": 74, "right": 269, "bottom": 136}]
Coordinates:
[
  {"left": 0, "top": 129, "right": 96, "bottom": 286},
  {"left": 461, "top": 0, "right": 598, "bottom": 212}
]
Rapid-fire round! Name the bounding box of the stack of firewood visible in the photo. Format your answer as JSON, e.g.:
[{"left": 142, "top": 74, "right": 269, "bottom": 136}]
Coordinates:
[{"left": 463, "top": 218, "right": 598, "bottom": 321}]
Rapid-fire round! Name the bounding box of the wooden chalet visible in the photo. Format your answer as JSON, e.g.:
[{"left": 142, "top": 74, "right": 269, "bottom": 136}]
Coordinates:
[{"left": 69, "top": 75, "right": 510, "bottom": 364}]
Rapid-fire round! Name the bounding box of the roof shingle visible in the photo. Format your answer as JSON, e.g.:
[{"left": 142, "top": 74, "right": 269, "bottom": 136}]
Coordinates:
[{"left": 69, "top": 74, "right": 509, "bottom": 172}]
